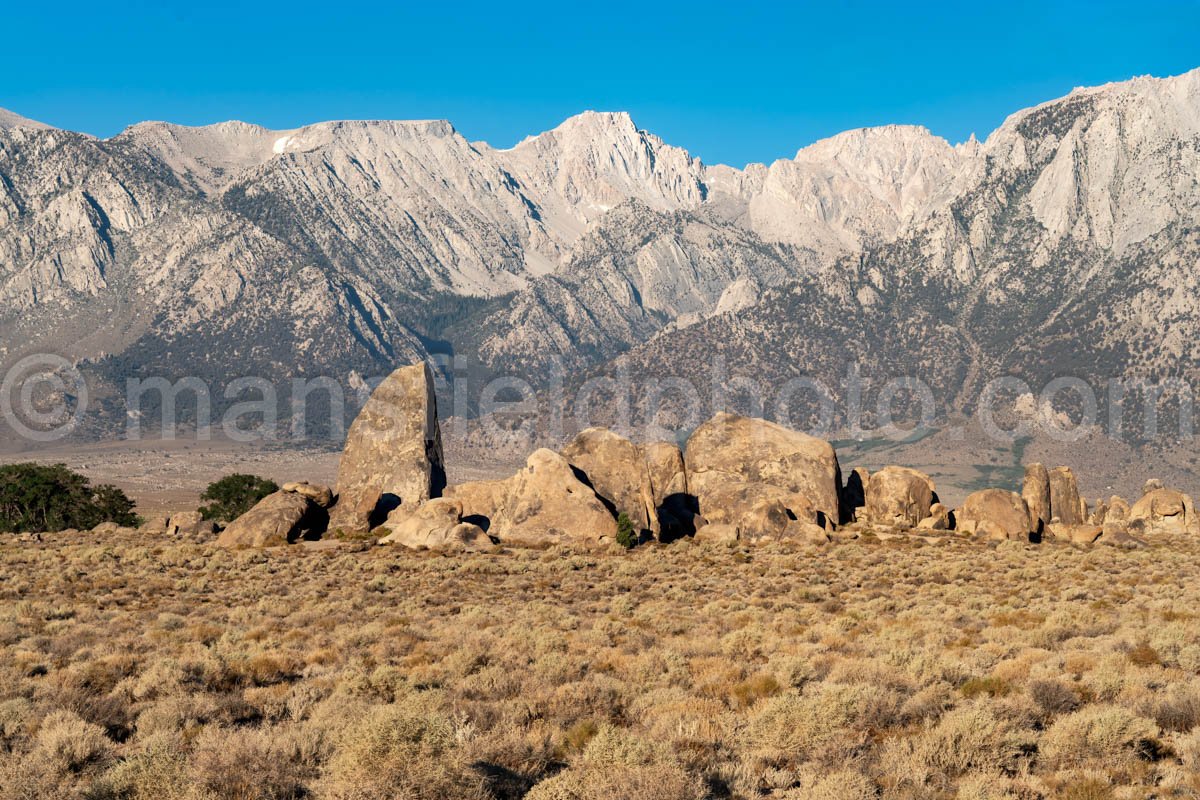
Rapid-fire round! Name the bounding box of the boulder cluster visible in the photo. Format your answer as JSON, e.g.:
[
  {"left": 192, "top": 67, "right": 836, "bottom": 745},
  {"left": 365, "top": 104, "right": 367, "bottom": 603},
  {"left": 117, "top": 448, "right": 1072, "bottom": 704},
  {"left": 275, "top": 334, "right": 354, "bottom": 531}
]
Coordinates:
[{"left": 213, "top": 363, "right": 1200, "bottom": 550}]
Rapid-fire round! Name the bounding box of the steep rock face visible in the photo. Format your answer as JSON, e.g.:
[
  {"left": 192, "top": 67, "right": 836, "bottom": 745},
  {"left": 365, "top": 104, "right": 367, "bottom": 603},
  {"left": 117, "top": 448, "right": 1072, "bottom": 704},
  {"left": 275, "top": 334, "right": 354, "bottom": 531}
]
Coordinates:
[
  {"left": 328, "top": 363, "right": 445, "bottom": 533},
  {"left": 707, "top": 125, "right": 968, "bottom": 254},
  {"left": 1022, "top": 463, "right": 1052, "bottom": 533},
  {"left": 493, "top": 111, "right": 708, "bottom": 232},
  {"left": 474, "top": 202, "right": 808, "bottom": 375},
  {"left": 560, "top": 427, "right": 658, "bottom": 535}
]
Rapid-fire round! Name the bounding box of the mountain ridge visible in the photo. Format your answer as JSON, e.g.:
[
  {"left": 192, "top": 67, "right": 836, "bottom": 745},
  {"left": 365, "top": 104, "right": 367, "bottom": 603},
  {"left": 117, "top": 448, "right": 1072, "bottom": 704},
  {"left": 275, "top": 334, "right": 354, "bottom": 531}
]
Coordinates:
[{"left": 2, "top": 67, "right": 1199, "bottom": 443}]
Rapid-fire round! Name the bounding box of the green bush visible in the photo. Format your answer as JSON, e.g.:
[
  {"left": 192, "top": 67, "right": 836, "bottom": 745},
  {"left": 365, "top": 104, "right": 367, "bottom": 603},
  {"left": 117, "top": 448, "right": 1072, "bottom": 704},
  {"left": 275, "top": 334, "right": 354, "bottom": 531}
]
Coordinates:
[
  {"left": 616, "top": 512, "right": 637, "bottom": 549},
  {"left": 199, "top": 474, "right": 278, "bottom": 522},
  {"left": 0, "top": 463, "right": 138, "bottom": 532}
]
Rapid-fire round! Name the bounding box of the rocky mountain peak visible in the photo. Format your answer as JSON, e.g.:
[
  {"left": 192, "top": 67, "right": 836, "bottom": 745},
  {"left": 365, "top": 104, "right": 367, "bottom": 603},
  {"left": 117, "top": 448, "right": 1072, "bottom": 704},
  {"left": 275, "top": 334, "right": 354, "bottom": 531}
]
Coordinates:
[{"left": 0, "top": 108, "right": 54, "bottom": 130}]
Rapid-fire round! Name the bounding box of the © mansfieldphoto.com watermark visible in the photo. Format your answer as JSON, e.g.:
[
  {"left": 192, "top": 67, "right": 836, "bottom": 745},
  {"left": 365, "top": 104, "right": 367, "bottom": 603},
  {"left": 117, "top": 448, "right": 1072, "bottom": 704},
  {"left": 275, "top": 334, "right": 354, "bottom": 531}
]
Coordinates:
[{"left": 1, "top": 351, "right": 1197, "bottom": 447}]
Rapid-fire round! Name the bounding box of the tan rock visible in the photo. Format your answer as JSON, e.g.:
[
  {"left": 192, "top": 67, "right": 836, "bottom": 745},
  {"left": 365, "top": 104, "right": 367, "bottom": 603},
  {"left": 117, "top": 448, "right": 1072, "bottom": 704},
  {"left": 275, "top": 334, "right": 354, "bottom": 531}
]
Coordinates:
[
  {"left": 1054, "top": 523, "right": 1103, "bottom": 545},
  {"left": 138, "top": 516, "right": 169, "bottom": 534},
  {"left": 216, "top": 491, "right": 320, "bottom": 547},
  {"left": 641, "top": 441, "right": 699, "bottom": 539},
  {"left": 685, "top": 412, "right": 841, "bottom": 527},
  {"left": 328, "top": 363, "right": 445, "bottom": 534},
  {"left": 863, "top": 466, "right": 934, "bottom": 528},
  {"left": 1129, "top": 488, "right": 1197, "bottom": 535},
  {"left": 1021, "top": 463, "right": 1051, "bottom": 533},
  {"left": 169, "top": 510, "right": 203, "bottom": 530},
  {"left": 282, "top": 481, "right": 334, "bottom": 508},
  {"left": 789, "top": 520, "right": 831, "bottom": 545},
  {"left": 694, "top": 523, "right": 740, "bottom": 544},
  {"left": 917, "top": 502, "right": 953, "bottom": 530},
  {"left": 686, "top": 479, "right": 816, "bottom": 541},
  {"left": 956, "top": 489, "right": 1033, "bottom": 542},
  {"left": 379, "top": 494, "right": 463, "bottom": 551},
  {"left": 166, "top": 511, "right": 218, "bottom": 540},
  {"left": 1048, "top": 466, "right": 1085, "bottom": 524},
  {"left": 641, "top": 441, "right": 688, "bottom": 506},
  {"left": 561, "top": 428, "right": 658, "bottom": 535},
  {"left": 1106, "top": 495, "right": 1131, "bottom": 523},
  {"left": 488, "top": 449, "right": 618, "bottom": 546},
  {"left": 443, "top": 479, "right": 508, "bottom": 532},
  {"left": 445, "top": 523, "right": 490, "bottom": 549}
]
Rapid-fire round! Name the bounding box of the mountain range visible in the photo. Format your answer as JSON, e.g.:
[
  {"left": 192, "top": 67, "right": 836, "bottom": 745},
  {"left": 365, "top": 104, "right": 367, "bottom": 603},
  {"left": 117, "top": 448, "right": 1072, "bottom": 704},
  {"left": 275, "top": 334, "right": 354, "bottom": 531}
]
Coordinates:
[{"left": 2, "top": 68, "right": 1199, "bottom": 443}]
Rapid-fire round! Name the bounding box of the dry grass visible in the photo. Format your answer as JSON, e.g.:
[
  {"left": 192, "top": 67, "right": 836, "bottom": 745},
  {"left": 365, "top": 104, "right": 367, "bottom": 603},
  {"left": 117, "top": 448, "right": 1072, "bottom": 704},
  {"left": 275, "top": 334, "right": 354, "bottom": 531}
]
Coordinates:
[{"left": 1, "top": 531, "right": 1199, "bottom": 798}]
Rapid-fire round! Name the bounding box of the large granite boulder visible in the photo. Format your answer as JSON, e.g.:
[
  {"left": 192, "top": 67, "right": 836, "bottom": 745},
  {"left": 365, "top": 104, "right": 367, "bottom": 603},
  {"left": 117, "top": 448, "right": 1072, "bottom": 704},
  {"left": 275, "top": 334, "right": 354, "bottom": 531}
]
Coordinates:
[
  {"left": 692, "top": 480, "right": 817, "bottom": 540},
  {"left": 561, "top": 428, "right": 658, "bottom": 535},
  {"left": 956, "top": 489, "right": 1033, "bottom": 542},
  {"left": 379, "top": 498, "right": 490, "bottom": 550},
  {"left": 917, "top": 502, "right": 953, "bottom": 530},
  {"left": 1021, "top": 463, "right": 1051, "bottom": 533},
  {"left": 328, "top": 363, "right": 445, "bottom": 533},
  {"left": 216, "top": 491, "right": 324, "bottom": 548},
  {"left": 640, "top": 441, "right": 696, "bottom": 539},
  {"left": 166, "top": 510, "right": 218, "bottom": 541},
  {"left": 863, "top": 466, "right": 935, "bottom": 528},
  {"left": 641, "top": 441, "right": 688, "bottom": 508},
  {"left": 1129, "top": 488, "right": 1197, "bottom": 535},
  {"left": 1048, "top": 466, "right": 1086, "bottom": 525},
  {"left": 281, "top": 481, "right": 334, "bottom": 508},
  {"left": 1106, "top": 495, "right": 1131, "bottom": 523},
  {"left": 685, "top": 413, "right": 841, "bottom": 528},
  {"left": 466, "top": 449, "right": 618, "bottom": 546},
  {"left": 443, "top": 478, "right": 509, "bottom": 532}
]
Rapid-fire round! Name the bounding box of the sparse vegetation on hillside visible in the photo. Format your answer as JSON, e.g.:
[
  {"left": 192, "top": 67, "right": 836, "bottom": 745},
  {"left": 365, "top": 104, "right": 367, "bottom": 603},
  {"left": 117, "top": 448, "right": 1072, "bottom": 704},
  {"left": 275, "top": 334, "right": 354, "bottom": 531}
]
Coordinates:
[
  {"left": 0, "top": 463, "right": 137, "bottom": 533},
  {"left": 1, "top": 532, "right": 1199, "bottom": 798}
]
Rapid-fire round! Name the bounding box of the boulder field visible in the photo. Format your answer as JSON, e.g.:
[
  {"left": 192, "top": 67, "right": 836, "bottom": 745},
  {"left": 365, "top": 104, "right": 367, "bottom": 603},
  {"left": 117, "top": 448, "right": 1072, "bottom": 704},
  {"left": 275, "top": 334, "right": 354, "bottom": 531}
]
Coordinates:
[{"left": 213, "top": 363, "right": 1200, "bottom": 550}]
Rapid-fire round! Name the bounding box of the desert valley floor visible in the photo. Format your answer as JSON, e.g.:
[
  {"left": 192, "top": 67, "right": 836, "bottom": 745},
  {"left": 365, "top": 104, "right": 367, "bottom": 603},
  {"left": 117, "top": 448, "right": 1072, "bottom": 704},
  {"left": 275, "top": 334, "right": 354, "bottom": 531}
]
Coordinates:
[{"left": 2, "top": 528, "right": 1200, "bottom": 799}]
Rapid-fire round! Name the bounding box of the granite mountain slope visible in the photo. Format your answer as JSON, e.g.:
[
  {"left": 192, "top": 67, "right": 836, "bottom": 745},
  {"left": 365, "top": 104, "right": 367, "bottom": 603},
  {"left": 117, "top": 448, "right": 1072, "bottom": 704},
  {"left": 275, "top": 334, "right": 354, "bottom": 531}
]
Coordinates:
[{"left": 0, "top": 68, "right": 1198, "bottom": 439}]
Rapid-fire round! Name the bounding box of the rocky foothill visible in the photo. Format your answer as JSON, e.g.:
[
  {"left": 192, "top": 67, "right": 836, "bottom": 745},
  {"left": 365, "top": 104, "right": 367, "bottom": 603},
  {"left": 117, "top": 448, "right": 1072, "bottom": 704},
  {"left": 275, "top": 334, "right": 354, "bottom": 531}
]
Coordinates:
[{"left": 58, "top": 362, "right": 1186, "bottom": 552}]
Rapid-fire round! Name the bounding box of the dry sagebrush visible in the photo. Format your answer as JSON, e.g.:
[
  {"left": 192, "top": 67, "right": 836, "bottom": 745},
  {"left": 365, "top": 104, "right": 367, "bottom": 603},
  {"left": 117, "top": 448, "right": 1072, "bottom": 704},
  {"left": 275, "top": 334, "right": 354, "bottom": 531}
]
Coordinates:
[{"left": 1, "top": 532, "right": 1199, "bottom": 799}]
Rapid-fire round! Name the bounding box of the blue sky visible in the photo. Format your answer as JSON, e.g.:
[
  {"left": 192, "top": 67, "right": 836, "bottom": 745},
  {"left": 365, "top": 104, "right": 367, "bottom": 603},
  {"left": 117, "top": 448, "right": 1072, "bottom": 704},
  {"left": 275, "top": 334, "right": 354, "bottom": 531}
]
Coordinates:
[{"left": 3, "top": 0, "right": 1198, "bottom": 167}]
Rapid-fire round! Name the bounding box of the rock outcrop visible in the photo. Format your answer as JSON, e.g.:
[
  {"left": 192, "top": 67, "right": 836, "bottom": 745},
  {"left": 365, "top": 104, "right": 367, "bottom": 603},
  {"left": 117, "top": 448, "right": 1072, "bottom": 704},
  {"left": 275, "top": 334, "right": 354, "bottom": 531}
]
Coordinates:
[
  {"left": 1048, "top": 467, "right": 1086, "bottom": 525},
  {"left": 685, "top": 413, "right": 840, "bottom": 528},
  {"left": 445, "top": 449, "right": 618, "bottom": 547},
  {"left": 282, "top": 481, "right": 334, "bottom": 508},
  {"left": 640, "top": 441, "right": 696, "bottom": 539},
  {"left": 561, "top": 428, "right": 658, "bottom": 535},
  {"left": 862, "top": 466, "right": 935, "bottom": 528},
  {"left": 1021, "top": 463, "right": 1051, "bottom": 533},
  {"left": 917, "top": 502, "right": 953, "bottom": 531},
  {"left": 328, "top": 363, "right": 445, "bottom": 533},
  {"left": 216, "top": 490, "right": 326, "bottom": 548},
  {"left": 378, "top": 498, "right": 489, "bottom": 550},
  {"left": 692, "top": 481, "right": 818, "bottom": 541},
  {"left": 1106, "top": 496, "right": 1132, "bottom": 523},
  {"left": 1129, "top": 488, "right": 1197, "bottom": 535},
  {"left": 957, "top": 489, "right": 1033, "bottom": 542},
  {"left": 642, "top": 441, "right": 688, "bottom": 507}
]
